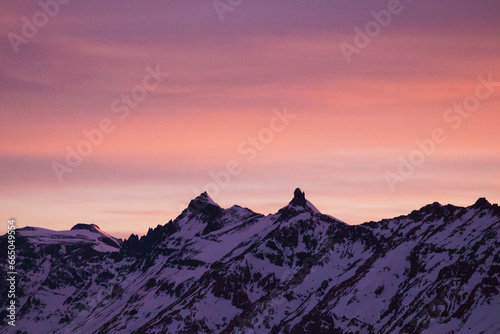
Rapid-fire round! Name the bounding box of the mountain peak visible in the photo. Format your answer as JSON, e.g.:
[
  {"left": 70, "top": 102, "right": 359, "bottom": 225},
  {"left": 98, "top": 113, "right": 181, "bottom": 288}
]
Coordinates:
[
  {"left": 472, "top": 197, "right": 490, "bottom": 209},
  {"left": 188, "top": 191, "right": 220, "bottom": 212},
  {"left": 5, "top": 195, "right": 500, "bottom": 333},
  {"left": 290, "top": 188, "right": 307, "bottom": 206},
  {"left": 71, "top": 223, "right": 101, "bottom": 232},
  {"left": 285, "top": 188, "right": 321, "bottom": 214},
  {"left": 70, "top": 223, "right": 123, "bottom": 248}
]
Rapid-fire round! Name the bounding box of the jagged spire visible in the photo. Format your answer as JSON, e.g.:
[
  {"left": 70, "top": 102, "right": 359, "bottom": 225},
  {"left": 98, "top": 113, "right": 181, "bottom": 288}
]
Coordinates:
[
  {"left": 472, "top": 197, "right": 490, "bottom": 209},
  {"left": 289, "top": 188, "right": 307, "bottom": 207},
  {"left": 284, "top": 188, "right": 321, "bottom": 214}
]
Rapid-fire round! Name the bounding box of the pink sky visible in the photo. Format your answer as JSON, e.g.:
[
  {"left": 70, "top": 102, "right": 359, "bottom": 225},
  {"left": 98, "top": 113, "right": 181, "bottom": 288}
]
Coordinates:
[{"left": 1, "top": 1, "right": 499, "bottom": 238}]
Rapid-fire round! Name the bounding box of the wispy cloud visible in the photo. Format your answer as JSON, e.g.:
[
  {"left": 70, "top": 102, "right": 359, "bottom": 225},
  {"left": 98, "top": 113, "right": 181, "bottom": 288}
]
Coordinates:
[{"left": 1, "top": 1, "right": 499, "bottom": 236}]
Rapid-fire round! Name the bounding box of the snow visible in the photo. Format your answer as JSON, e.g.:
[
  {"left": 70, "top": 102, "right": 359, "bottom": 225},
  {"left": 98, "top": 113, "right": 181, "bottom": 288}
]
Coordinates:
[
  {"left": 192, "top": 215, "right": 276, "bottom": 263},
  {"left": 4, "top": 197, "right": 500, "bottom": 334},
  {"left": 18, "top": 226, "right": 119, "bottom": 252},
  {"left": 204, "top": 193, "right": 220, "bottom": 207},
  {"left": 306, "top": 200, "right": 321, "bottom": 214}
]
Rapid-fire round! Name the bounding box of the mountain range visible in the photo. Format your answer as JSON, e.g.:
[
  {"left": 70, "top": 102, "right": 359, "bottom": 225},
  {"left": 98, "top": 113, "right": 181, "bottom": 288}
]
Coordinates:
[{"left": 1, "top": 188, "right": 499, "bottom": 333}]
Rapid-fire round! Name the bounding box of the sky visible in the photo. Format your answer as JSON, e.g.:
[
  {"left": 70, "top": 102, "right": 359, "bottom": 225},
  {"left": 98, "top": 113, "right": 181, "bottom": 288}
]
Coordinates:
[{"left": 1, "top": 0, "right": 499, "bottom": 238}]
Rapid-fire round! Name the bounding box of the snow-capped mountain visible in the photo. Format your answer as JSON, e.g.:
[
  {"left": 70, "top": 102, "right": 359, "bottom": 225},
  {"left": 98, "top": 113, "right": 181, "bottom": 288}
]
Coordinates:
[
  {"left": 13, "top": 223, "right": 123, "bottom": 252},
  {"left": 1, "top": 189, "right": 499, "bottom": 333}
]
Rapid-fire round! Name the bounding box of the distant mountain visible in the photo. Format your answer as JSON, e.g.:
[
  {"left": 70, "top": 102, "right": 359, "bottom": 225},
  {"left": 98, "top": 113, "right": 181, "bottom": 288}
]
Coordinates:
[{"left": 1, "top": 189, "right": 499, "bottom": 333}]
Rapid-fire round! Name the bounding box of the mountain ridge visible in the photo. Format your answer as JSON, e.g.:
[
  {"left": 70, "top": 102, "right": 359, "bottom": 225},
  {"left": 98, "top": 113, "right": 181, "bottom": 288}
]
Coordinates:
[{"left": 1, "top": 189, "right": 499, "bottom": 333}]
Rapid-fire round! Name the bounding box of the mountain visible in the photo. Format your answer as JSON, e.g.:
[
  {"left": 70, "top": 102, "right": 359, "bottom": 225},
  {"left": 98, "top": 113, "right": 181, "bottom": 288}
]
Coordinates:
[{"left": 1, "top": 189, "right": 499, "bottom": 333}]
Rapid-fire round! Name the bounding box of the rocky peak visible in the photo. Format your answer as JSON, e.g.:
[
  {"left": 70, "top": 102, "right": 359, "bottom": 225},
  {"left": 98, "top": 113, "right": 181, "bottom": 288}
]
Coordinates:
[
  {"left": 188, "top": 192, "right": 220, "bottom": 212},
  {"left": 420, "top": 202, "right": 443, "bottom": 215},
  {"left": 289, "top": 188, "right": 307, "bottom": 207},
  {"left": 185, "top": 192, "right": 224, "bottom": 234},
  {"left": 279, "top": 188, "right": 321, "bottom": 215},
  {"left": 472, "top": 197, "right": 491, "bottom": 209},
  {"left": 2, "top": 195, "right": 500, "bottom": 333}
]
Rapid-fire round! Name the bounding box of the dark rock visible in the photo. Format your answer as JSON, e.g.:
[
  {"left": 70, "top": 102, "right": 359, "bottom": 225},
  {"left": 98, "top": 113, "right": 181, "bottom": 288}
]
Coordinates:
[
  {"left": 290, "top": 188, "right": 307, "bottom": 207},
  {"left": 472, "top": 197, "right": 491, "bottom": 209}
]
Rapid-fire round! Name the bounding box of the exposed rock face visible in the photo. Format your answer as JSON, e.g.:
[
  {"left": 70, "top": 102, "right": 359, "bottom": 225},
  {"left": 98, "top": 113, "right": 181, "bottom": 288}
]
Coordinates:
[
  {"left": 289, "top": 188, "right": 307, "bottom": 207},
  {"left": 1, "top": 191, "right": 499, "bottom": 333}
]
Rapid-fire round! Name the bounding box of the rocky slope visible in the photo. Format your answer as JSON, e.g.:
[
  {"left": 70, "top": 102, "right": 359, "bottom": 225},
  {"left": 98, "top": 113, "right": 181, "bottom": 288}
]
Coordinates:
[{"left": 1, "top": 189, "right": 499, "bottom": 333}]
